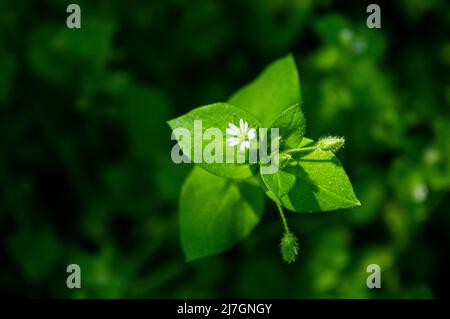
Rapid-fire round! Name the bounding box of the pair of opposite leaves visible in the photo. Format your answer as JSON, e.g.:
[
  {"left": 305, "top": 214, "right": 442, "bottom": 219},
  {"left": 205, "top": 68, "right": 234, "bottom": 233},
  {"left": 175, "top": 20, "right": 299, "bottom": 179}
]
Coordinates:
[{"left": 168, "top": 54, "right": 360, "bottom": 261}]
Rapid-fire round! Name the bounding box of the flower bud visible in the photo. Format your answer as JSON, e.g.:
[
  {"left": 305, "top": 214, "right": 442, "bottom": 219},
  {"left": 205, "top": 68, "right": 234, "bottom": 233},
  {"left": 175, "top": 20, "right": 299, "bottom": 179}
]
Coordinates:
[
  {"left": 287, "top": 159, "right": 298, "bottom": 167},
  {"left": 280, "top": 231, "right": 299, "bottom": 264},
  {"left": 279, "top": 153, "right": 297, "bottom": 169},
  {"left": 317, "top": 136, "right": 345, "bottom": 152}
]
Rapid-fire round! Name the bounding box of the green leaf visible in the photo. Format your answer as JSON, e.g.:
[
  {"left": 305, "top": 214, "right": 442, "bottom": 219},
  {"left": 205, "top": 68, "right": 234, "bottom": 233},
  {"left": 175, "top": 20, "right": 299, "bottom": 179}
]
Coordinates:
[
  {"left": 180, "top": 166, "right": 265, "bottom": 261},
  {"left": 228, "top": 54, "right": 302, "bottom": 127},
  {"left": 261, "top": 138, "right": 360, "bottom": 212},
  {"left": 269, "top": 103, "right": 306, "bottom": 150},
  {"left": 168, "top": 103, "right": 261, "bottom": 179}
]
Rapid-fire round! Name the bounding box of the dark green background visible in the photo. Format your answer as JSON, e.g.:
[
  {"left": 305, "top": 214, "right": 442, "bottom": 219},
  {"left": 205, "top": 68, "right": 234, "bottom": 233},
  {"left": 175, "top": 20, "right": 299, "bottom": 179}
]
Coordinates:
[{"left": 0, "top": 0, "right": 449, "bottom": 298}]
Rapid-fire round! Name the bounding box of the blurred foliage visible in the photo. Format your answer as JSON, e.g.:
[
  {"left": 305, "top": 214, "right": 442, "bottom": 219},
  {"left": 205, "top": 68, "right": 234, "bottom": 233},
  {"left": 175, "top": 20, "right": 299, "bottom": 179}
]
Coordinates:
[{"left": 0, "top": 0, "right": 449, "bottom": 298}]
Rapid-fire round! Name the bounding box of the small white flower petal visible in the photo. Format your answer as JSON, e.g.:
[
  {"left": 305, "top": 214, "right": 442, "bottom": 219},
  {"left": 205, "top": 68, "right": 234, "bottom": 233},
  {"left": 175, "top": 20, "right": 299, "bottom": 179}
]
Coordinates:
[
  {"left": 239, "top": 119, "right": 245, "bottom": 132},
  {"left": 247, "top": 128, "right": 255, "bottom": 140},
  {"left": 226, "top": 127, "right": 239, "bottom": 136},
  {"left": 244, "top": 141, "right": 250, "bottom": 149},
  {"left": 227, "top": 137, "right": 239, "bottom": 146},
  {"left": 228, "top": 123, "right": 239, "bottom": 132},
  {"left": 243, "top": 121, "right": 248, "bottom": 133},
  {"left": 239, "top": 141, "right": 246, "bottom": 151}
]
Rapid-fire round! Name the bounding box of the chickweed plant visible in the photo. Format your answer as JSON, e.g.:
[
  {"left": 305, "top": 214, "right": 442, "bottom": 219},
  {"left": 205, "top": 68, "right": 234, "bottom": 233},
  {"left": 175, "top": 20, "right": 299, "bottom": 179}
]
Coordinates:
[{"left": 168, "top": 55, "right": 360, "bottom": 263}]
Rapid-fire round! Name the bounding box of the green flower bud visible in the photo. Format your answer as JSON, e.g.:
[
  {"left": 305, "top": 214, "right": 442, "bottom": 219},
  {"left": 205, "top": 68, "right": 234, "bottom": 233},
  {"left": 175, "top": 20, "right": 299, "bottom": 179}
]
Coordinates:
[
  {"left": 287, "top": 159, "right": 298, "bottom": 167},
  {"left": 279, "top": 153, "right": 297, "bottom": 169},
  {"left": 280, "top": 231, "right": 299, "bottom": 264},
  {"left": 317, "top": 136, "right": 345, "bottom": 152}
]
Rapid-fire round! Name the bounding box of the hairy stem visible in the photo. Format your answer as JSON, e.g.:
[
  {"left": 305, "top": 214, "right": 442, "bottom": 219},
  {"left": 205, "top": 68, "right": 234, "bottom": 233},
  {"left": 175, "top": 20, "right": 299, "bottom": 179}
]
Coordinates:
[
  {"left": 285, "top": 145, "right": 317, "bottom": 154},
  {"left": 275, "top": 200, "right": 290, "bottom": 233}
]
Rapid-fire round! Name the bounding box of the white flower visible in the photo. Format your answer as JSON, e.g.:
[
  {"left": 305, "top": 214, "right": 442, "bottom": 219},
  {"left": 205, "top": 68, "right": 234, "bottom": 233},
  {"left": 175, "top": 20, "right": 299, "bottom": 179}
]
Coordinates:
[{"left": 226, "top": 118, "right": 256, "bottom": 151}]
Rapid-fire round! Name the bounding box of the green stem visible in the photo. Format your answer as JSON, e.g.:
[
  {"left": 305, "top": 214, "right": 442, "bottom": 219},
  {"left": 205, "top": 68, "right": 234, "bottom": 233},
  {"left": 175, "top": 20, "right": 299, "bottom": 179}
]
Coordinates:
[
  {"left": 285, "top": 145, "right": 317, "bottom": 154},
  {"left": 275, "top": 200, "right": 290, "bottom": 233}
]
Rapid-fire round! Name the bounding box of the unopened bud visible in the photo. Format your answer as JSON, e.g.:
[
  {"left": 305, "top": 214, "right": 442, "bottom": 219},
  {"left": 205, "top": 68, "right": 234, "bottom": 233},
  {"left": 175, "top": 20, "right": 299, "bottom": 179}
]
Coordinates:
[
  {"left": 279, "top": 153, "right": 297, "bottom": 169},
  {"left": 287, "top": 159, "right": 298, "bottom": 167},
  {"left": 280, "top": 231, "right": 299, "bottom": 264},
  {"left": 317, "top": 136, "right": 345, "bottom": 152}
]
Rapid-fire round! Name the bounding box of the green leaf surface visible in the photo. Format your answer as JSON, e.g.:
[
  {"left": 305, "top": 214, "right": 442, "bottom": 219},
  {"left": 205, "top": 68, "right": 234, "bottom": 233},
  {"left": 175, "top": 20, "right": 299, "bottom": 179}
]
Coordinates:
[
  {"left": 180, "top": 166, "right": 265, "bottom": 261},
  {"left": 228, "top": 54, "right": 302, "bottom": 127},
  {"left": 261, "top": 138, "right": 360, "bottom": 212},
  {"left": 168, "top": 103, "right": 261, "bottom": 179},
  {"left": 269, "top": 103, "right": 306, "bottom": 150}
]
